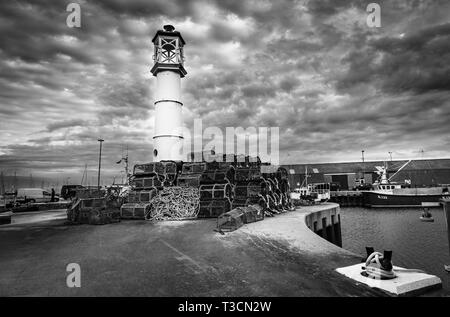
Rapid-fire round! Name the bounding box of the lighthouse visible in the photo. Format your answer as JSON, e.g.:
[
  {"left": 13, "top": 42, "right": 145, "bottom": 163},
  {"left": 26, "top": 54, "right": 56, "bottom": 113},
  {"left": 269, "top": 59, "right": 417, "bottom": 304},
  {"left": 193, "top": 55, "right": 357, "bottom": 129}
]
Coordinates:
[{"left": 150, "top": 25, "right": 187, "bottom": 162}]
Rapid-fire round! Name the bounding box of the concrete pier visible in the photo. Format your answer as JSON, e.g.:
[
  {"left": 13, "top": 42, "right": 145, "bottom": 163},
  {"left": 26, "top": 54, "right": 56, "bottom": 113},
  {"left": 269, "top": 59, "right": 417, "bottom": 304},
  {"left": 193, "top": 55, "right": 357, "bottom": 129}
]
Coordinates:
[
  {"left": 0, "top": 204, "right": 442, "bottom": 296},
  {"left": 441, "top": 199, "right": 450, "bottom": 258},
  {"left": 304, "top": 204, "right": 342, "bottom": 247}
]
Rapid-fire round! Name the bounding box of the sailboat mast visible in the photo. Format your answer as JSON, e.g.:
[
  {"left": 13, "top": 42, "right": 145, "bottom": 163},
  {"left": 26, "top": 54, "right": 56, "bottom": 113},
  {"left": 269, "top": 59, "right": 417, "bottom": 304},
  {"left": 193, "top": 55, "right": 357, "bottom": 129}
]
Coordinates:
[{"left": 305, "top": 166, "right": 308, "bottom": 187}]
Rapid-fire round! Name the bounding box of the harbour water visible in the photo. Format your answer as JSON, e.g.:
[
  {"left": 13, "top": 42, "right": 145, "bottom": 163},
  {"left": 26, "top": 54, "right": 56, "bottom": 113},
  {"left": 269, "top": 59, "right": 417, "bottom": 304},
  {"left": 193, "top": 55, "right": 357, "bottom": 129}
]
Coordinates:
[{"left": 340, "top": 207, "right": 450, "bottom": 294}]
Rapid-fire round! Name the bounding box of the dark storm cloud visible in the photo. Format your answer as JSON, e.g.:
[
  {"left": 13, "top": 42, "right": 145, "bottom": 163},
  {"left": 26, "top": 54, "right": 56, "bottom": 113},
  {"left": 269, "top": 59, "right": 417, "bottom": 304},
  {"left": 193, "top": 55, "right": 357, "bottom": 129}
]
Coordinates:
[
  {"left": 337, "top": 23, "right": 450, "bottom": 94},
  {"left": 1, "top": 0, "right": 450, "bottom": 180}
]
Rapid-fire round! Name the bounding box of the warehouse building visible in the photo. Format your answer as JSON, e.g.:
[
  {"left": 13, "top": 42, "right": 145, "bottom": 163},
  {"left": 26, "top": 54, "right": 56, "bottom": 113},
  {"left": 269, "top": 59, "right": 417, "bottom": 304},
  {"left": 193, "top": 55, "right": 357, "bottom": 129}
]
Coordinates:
[{"left": 282, "top": 159, "right": 450, "bottom": 190}]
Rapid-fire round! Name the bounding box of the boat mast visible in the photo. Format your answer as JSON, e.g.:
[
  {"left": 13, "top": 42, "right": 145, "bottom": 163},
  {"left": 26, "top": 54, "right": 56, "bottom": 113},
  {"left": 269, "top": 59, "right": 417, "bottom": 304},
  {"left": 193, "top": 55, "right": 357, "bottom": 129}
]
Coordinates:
[{"left": 81, "top": 163, "right": 88, "bottom": 186}]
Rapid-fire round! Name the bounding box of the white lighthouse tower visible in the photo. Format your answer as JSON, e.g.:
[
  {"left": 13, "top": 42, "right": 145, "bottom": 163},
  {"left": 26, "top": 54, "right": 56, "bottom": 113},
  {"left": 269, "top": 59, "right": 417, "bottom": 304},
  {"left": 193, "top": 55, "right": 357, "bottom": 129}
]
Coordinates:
[{"left": 150, "top": 25, "right": 187, "bottom": 162}]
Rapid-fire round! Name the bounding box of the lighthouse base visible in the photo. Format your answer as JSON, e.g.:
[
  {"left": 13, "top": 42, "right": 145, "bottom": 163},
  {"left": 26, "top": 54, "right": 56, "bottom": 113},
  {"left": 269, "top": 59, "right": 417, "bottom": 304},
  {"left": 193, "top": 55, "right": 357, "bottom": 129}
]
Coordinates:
[{"left": 153, "top": 136, "right": 184, "bottom": 162}]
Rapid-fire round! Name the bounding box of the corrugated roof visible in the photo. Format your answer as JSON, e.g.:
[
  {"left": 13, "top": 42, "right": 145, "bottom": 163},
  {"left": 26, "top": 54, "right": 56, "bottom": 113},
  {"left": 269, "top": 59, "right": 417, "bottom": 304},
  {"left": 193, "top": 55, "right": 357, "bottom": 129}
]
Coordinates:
[{"left": 282, "top": 159, "right": 450, "bottom": 174}]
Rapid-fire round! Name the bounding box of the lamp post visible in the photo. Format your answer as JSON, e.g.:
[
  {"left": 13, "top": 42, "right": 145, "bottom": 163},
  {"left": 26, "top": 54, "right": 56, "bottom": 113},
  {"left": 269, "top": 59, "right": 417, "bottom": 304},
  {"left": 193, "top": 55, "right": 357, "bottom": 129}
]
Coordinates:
[
  {"left": 97, "top": 138, "right": 104, "bottom": 191},
  {"left": 361, "top": 150, "right": 365, "bottom": 184}
]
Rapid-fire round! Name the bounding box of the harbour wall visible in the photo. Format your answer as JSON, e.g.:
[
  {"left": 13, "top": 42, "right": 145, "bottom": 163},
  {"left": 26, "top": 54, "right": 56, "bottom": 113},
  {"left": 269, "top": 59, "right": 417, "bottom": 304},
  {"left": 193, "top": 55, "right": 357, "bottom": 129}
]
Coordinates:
[{"left": 304, "top": 203, "right": 342, "bottom": 247}]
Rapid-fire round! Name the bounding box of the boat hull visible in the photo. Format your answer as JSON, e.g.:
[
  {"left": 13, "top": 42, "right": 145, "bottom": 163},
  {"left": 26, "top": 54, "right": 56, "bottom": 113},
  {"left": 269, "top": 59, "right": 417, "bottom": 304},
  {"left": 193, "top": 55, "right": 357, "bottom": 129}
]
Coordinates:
[{"left": 363, "top": 191, "right": 449, "bottom": 208}]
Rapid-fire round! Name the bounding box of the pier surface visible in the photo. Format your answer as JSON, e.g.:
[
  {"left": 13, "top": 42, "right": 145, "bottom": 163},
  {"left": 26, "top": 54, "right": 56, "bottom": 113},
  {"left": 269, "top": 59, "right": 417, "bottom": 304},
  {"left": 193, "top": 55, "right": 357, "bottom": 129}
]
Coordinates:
[{"left": 0, "top": 204, "right": 436, "bottom": 296}]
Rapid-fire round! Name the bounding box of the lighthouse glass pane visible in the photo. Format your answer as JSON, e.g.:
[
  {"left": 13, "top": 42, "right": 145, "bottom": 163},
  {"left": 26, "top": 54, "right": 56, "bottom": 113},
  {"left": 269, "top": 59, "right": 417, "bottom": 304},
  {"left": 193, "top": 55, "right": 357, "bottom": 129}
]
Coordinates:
[{"left": 158, "top": 37, "right": 179, "bottom": 64}]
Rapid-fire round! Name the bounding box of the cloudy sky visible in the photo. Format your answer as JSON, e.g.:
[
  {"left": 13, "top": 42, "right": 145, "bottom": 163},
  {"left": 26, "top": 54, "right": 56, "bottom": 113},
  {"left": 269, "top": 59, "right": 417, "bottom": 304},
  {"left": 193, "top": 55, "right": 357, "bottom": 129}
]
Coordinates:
[{"left": 0, "top": 0, "right": 449, "bottom": 184}]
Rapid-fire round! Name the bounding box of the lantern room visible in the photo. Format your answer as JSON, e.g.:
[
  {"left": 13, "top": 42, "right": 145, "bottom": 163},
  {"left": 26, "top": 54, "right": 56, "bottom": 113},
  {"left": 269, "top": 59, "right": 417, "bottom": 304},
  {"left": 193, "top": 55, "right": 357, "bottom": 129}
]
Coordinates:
[{"left": 150, "top": 24, "right": 187, "bottom": 78}]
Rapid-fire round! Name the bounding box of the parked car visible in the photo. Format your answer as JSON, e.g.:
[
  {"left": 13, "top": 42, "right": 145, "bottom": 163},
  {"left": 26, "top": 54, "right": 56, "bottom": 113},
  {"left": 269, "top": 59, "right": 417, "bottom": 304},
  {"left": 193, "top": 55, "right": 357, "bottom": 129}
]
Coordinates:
[
  {"left": 16, "top": 188, "right": 56, "bottom": 204},
  {"left": 60, "top": 185, "right": 85, "bottom": 200}
]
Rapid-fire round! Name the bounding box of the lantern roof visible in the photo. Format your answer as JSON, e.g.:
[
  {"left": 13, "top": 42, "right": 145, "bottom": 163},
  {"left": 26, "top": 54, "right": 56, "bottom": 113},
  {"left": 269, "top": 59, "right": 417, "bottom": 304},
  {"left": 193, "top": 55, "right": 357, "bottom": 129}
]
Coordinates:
[{"left": 151, "top": 25, "right": 186, "bottom": 46}]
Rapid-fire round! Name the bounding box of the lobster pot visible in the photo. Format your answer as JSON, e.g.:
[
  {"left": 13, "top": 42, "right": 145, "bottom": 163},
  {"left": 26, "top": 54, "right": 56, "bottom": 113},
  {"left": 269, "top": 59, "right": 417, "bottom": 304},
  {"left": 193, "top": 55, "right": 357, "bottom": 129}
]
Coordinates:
[
  {"left": 234, "top": 207, "right": 256, "bottom": 224},
  {"left": 177, "top": 162, "right": 207, "bottom": 187},
  {"left": 235, "top": 167, "right": 261, "bottom": 182},
  {"left": 79, "top": 198, "right": 106, "bottom": 209},
  {"left": 278, "top": 178, "right": 289, "bottom": 194},
  {"left": 133, "top": 163, "right": 158, "bottom": 175},
  {"left": 155, "top": 160, "right": 178, "bottom": 175},
  {"left": 120, "top": 203, "right": 150, "bottom": 220},
  {"left": 200, "top": 167, "right": 235, "bottom": 185},
  {"left": 247, "top": 204, "right": 264, "bottom": 222},
  {"left": 159, "top": 161, "right": 178, "bottom": 186},
  {"left": 264, "top": 178, "right": 279, "bottom": 193},
  {"left": 133, "top": 162, "right": 168, "bottom": 175},
  {"left": 131, "top": 175, "right": 164, "bottom": 189},
  {"left": 216, "top": 208, "right": 245, "bottom": 232},
  {"left": 181, "top": 162, "right": 207, "bottom": 174},
  {"left": 231, "top": 198, "right": 247, "bottom": 209},
  {"left": 198, "top": 198, "right": 231, "bottom": 218},
  {"left": 163, "top": 177, "right": 176, "bottom": 187},
  {"left": 177, "top": 174, "right": 202, "bottom": 187},
  {"left": 266, "top": 194, "right": 282, "bottom": 211},
  {"left": 234, "top": 180, "right": 266, "bottom": 199},
  {"left": 276, "top": 167, "right": 289, "bottom": 181},
  {"left": 127, "top": 189, "right": 157, "bottom": 203},
  {"left": 199, "top": 183, "right": 233, "bottom": 200},
  {"left": 67, "top": 198, "right": 120, "bottom": 225}
]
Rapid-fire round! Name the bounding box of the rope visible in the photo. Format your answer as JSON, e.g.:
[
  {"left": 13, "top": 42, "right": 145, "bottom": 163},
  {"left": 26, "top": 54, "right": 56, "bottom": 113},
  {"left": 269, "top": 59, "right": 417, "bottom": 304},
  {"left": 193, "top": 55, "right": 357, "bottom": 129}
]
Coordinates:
[
  {"left": 362, "top": 252, "right": 396, "bottom": 279},
  {"left": 362, "top": 251, "right": 427, "bottom": 279},
  {"left": 145, "top": 187, "right": 200, "bottom": 221}
]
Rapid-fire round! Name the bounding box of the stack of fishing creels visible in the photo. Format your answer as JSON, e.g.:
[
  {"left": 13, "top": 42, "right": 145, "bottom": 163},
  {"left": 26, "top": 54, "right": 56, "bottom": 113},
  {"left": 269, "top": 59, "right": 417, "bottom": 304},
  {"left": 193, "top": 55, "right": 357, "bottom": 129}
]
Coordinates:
[
  {"left": 177, "top": 162, "right": 207, "bottom": 187},
  {"left": 198, "top": 183, "right": 234, "bottom": 218},
  {"left": 199, "top": 161, "right": 236, "bottom": 185},
  {"left": 232, "top": 155, "right": 266, "bottom": 209},
  {"left": 130, "top": 161, "right": 178, "bottom": 189},
  {"left": 217, "top": 204, "right": 264, "bottom": 232},
  {"left": 197, "top": 160, "right": 236, "bottom": 218},
  {"left": 274, "top": 166, "right": 294, "bottom": 211},
  {"left": 232, "top": 178, "right": 267, "bottom": 209},
  {"left": 67, "top": 197, "right": 121, "bottom": 225},
  {"left": 122, "top": 161, "right": 179, "bottom": 220},
  {"left": 121, "top": 188, "right": 158, "bottom": 219},
  {"left": 260, "top": 171, "right": 286, "bottom": 215}
]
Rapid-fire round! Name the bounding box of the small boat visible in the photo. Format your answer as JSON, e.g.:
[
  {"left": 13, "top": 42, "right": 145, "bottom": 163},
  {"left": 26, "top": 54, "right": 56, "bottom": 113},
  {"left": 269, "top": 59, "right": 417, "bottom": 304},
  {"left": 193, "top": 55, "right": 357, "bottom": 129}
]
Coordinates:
[
  {"left": 420, "top": 208, "right": 434, "bottom": 222},
  {"left": 420, "top": 216, "right": 434, "bottom": 222},
  {"left": 289, "top": 167, "right": 330, "bottom": 205}
]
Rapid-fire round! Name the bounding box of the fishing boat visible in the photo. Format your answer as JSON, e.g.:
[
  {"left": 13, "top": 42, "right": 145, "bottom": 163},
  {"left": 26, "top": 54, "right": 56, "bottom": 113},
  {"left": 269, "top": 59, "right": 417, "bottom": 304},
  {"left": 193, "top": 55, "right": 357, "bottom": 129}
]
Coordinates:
[
  {"left": 290, "top": 167, "right": 330, "bottom": 204},
  {"left": 363, "top": 161, "right": 450, "bottom": 208}
]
